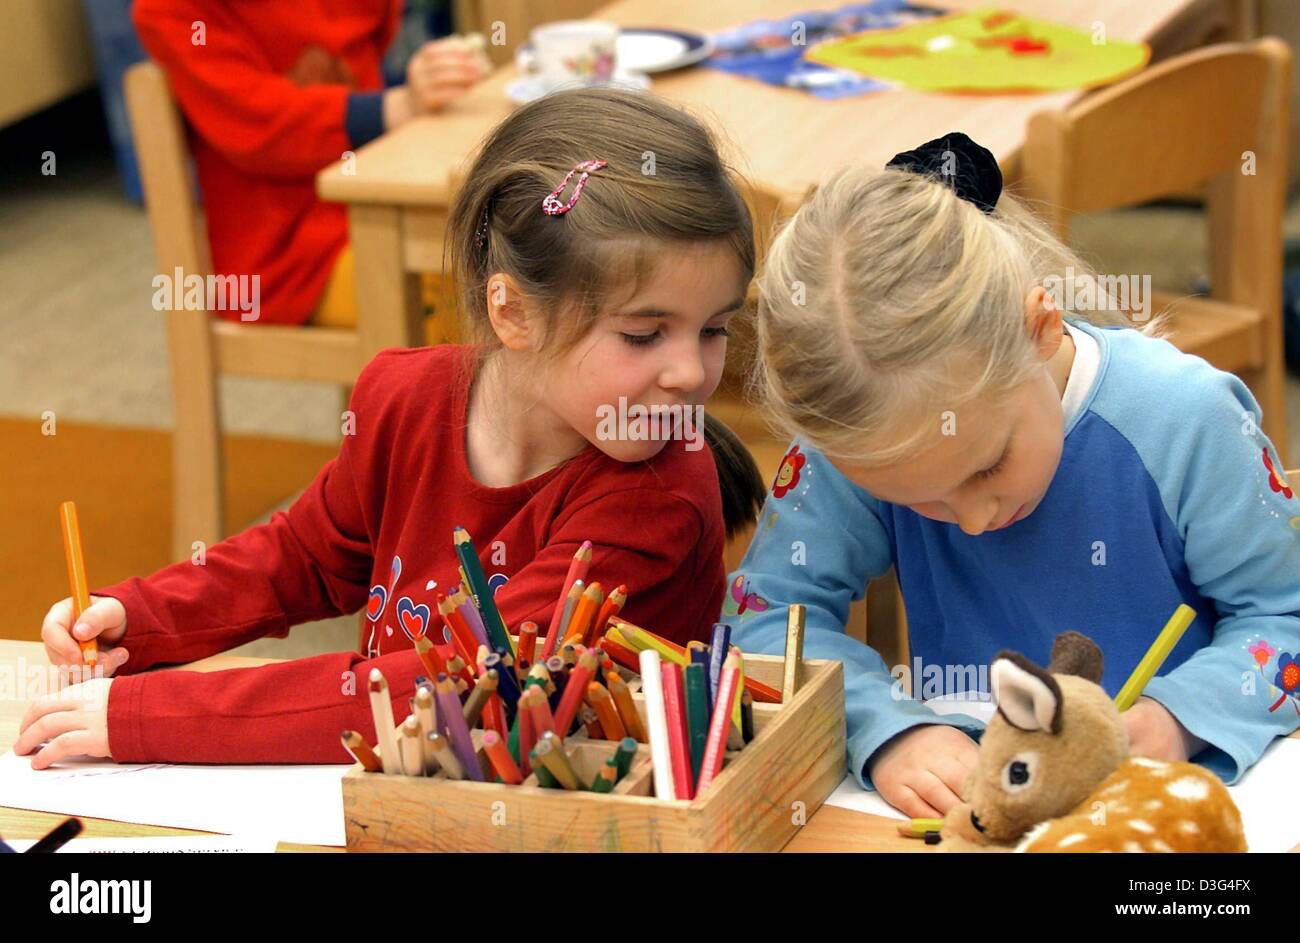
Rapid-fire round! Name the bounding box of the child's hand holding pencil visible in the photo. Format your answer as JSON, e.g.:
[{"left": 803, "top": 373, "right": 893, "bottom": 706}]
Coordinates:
[{"left": 40, "top": 595, "right": 130, "bottom": 682}]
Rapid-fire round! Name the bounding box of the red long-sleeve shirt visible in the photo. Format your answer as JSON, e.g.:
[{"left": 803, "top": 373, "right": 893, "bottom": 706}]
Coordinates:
[
  {"left": 132, "top": 0, "right": 401, "bottom": 324},
  {"left": 94, "top": 346, "right": 727, "bottom": 764}
]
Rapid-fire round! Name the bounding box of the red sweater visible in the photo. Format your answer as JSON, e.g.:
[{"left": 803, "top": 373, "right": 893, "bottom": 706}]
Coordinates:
[
  {"left": 132, "top": 0, "right": 401, "bottom": 325},
  {"left": 94, "top": 346, "right": 727, "bottom": 764}
]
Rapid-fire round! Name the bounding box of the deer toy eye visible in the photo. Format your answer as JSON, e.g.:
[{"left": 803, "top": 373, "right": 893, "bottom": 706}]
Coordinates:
[{"left": 1003, "top": 752, "right": 1039, "bottom": 793}]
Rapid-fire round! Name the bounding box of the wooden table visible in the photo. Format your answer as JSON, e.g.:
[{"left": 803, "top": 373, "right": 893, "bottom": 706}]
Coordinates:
[
  {"left": 317, "top": 0, "right": 1241, "bottom": 339},
  {"left": 0, "top": 639, "right": 916, "bottom": 852}
]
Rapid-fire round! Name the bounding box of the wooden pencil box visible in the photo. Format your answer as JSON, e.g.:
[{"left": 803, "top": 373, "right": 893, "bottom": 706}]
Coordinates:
[{"left": 340, "top": 652, "right": 845, "bottom": 852}]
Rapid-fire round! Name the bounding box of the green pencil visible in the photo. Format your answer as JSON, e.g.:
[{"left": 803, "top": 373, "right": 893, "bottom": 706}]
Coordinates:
[
  {"left": 684, "top": 663, "right": 710, "bottom": 779},
  {"left": 454, "top": 526, "right": 514, "bottom": 656}
]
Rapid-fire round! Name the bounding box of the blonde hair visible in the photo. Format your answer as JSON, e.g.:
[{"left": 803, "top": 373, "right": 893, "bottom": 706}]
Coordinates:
[{"left": 753, "top": 165, "right": 1150, "bottom": 466}]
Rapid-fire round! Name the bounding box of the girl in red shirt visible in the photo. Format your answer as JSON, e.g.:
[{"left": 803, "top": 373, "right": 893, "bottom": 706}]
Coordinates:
[{"left": 19, "top": 88, "right": 764, "bottom": 767}]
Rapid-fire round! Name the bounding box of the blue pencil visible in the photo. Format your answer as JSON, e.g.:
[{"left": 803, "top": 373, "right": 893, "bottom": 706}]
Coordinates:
[{"left": 708, "top": 623, "right": 731, "bottom": 706}]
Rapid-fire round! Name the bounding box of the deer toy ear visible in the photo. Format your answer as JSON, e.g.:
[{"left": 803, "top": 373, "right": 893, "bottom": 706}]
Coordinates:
[
  {"left": 1047, "top": 631, "right": 1104, "bottom": 682},
  {"left": 991, "top": 651, "right": 1064, "bottom": 734}
]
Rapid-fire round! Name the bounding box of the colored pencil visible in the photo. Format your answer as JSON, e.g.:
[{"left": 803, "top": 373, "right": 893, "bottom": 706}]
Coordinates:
[
  {"left": 534, "top": 733, "right": 580, "bottom": 790},
  {"left": 898, "top": 818, "right": 946, "bottom": 838},
  {"left": 728, "top": 645, "right": 746, "bottom": 751},
  {"left": 544, "top": 540, "right": 592, "bottom": 658},
  {"left": 341, "top": 730, "right": 382, "bottom": 773},
  {"left": 782, "top": 604, "right": 806, "bottom": 703},
  {"left": 426, "top": 732, "right": 464, "bottom": 780},
  {"left": 453, "top": 526, "right": 514, "bottom": 655},
  {"left": 399, "top": 716, "right": 424, "bottom": 776},
  {"left": 1115, "top": 603, "right": 1198, "bottom": 712},
  {"left": 26, "top": 818, "right": 83, "bottom": 854},
  {"left": 591, "top": 758, "right": 618, "bottom": 793},
  {"left": 689, "top": 644, "right": 713, "bottom": 716},
  {"left": 529, "top": 748, "right": 559, "bottom": 788},
  {"left": 586, "top": 682, "right": 626, "bottom": 741},
  {"left": 590, "top": 584, "right": 627, "bottom": 646},
  {"left": 367, "top": 668, "right": 400, "bottom": 775},
  {"left": 414, "top": 686, "right": 439, "bottom": 773},
  {"left": 517, "top": 621, "right": 539, "bottom": 678},
  {"left": 517, "top": 701, "right": 536, "bottom": 776},
  {"left": 638, "top": 650, "right": 676, "bottom": 800},
  {"left": 453, "top": 586, "right": 491, "bottom": 649},
  {"left": 684, "top": 663, "right": 710, "bottom": 779},
  {"left": 740, "top": 689, "right": 755, "bottom": 744},
  {"left": 696, "top": 653, "right": 742, "bottom": 795},
  {"left": 565, "top": 582, "right": 604, "bottom": 649},
  {"left": 525, "top": 684, "right": 557, "bottom": 738},
  {"left": 606, "top": 671, "right": 647, "bottom": 743},
  {"left": 436, "top": 675, "right": 484, "bottom": 781},
  {"left": 437, "top": 593, "right": 479, "bottom": 667},
  {"left": 414, "top": 636, "right": 448, "bottom": 682},
  {"left": 613, "top": 737, "right": 637, "bottom": 782},
  {"left": 58, "top": 501, "right": 98, "bottom": 669},
  {"left": 612, "top": 618, "right": 781, "bottom": 703},
  {"left": 578, "top": 705, "right": 604, "bottom": 739},
  {"left": 463, "top": 669, "right": 498, "bottom": 727},
  {"left": 661, "top": 660, "right": 694, "bottom": 799},
  {"left": 553, "top": 650, "right": 598, "bottom": 737},
  {"left": 482, "top": 730, "right": 523, "bottom": 785},
  {"left": 708, "top": 623, "right": 730, "bottom": 706},
  {"left": 552, "top": 580, "right": 584, "bottom": 657}
]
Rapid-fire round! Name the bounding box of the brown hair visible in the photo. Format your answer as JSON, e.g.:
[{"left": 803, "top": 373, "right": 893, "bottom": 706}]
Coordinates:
[{"left": 445, "top": 87, "right": 764, "bottom": 536}]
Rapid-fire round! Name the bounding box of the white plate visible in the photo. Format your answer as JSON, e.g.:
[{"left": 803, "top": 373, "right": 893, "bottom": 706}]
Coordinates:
[
  {"left": 616, "top": 28, "right": 714, "bottom": 73},
  {"left": 506, "top": 69, "right": 651, "bottom": 105}
]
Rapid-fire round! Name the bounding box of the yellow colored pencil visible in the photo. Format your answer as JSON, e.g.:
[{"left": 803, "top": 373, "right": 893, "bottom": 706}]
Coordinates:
[{"left": 1114, "top": 604, "right": 1197, "bottom": 712}]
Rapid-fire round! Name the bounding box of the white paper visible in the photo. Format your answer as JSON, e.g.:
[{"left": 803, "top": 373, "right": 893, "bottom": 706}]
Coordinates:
[
  {"left": 0, "top": 751, "right": 349, "bottom": 847},
  {"left": 4, "top": 835, "right": 277, "bottom": 853}
]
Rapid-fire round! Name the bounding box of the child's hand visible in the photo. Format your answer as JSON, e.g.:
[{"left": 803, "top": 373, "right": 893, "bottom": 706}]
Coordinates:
[
  {"left": 13, "top": 678, "right": 114, "bottom": 769},
  {"left": 1123, "top": 696, "right": 1206, "bottom": 763},
  {"left": 868, "top": 724, "right": 980, "bottom": 818},
  {"left": 406, "top": 37, "right": 490, "bottom": 113},
  {"left": 41, "top": 595, "right": 129, "bottom": 682}
]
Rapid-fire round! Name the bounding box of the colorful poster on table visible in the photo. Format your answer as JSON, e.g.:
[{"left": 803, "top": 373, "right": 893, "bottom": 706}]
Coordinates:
[{"left": 806, "top": 7, "right": 1150, "bottom": 93}]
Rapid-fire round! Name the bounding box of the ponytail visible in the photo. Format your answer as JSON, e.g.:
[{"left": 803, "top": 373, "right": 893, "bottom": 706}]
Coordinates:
[{"left": 703, "top": 412, "right": 765, "bottom": 539}]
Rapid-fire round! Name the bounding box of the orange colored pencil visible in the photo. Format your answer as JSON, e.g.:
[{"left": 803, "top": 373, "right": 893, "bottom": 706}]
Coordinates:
[
  {"left": 586, "top": 682, "right": 626, "bottom": 741},
  {"left": 482, "top": 730, "right": 523, "bottom": 784},
  {"left": 606, "top": 670, "right": 647, "bottom": 743},
  {"left": 589, "top": 584, "right": 627, "bottom": 647},
  {"left": 58, "top": 501, "right": 97, "bottom": 668},
  {"left": 341, "top": 729, "right": 382, "bottom": 772},
  {"left": 565, "top": 582, "right": 604, "bottom": 649}
]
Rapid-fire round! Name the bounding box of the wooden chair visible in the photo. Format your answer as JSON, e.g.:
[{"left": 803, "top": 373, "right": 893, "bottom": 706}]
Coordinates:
[
  {"left": 1021, "top": 38, "right": 1292, "bottom": 462},
  {"left": 124, "top": 61, "right": 425, "bottom": 562}
]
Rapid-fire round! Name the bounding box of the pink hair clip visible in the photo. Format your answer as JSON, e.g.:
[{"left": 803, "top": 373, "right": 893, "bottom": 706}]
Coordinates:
[{"left": 541, "top": 159, "right": 607, "bottom": 216}]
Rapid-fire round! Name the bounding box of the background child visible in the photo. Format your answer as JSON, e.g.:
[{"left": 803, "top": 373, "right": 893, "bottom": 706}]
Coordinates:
[
  {"left": 729, "top": 133, "right": 1300, "bottom": 819},
  {"left": 18, "top": 88, "right": 764, "bottom": 768},
  {"left": 132, "top": 0, "right": 489, "bottom": 326}
]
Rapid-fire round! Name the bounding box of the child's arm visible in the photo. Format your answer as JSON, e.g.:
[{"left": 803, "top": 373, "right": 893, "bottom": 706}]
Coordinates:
[
  {"left": 86, "top": 355, "right": 393, "bottom": 674},
  {"left": 1128, "top": 369, "right": 1300, "bottom": 783},
  {"left": 726, "top": 439, "right": 985, "bottom": 790},
  {"left": 132, "top": 0, "right": 399, "bottom": 179}
]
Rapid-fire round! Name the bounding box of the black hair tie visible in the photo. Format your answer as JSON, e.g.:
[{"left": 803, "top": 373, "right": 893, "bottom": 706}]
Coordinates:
[{"left": 885, "top": 132, "right": 1002, "bottom": 213}]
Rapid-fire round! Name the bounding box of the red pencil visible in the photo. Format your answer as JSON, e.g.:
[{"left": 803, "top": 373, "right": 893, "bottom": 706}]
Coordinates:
[
  {"left": 552, "top": 650, "right": 598, "bottom": 737},
  {"left": 482, "top": 730, "right": 523, "bottom": 785},
  {"left": 437, "top": 592, "right": 479, "bottom": 667},
  {"left": 525, "top": 685, "right": 557, "bottom": 738},
  {"left": 661, "top": 661, "right": 694, "bottom": 799},
  {"left": 543, "top": 540, "right": 592, "bottom": 658},
  {"left": 589, "top": 584, "right": 627, "bottom": 647},
  {"left": 517, "top": 621, "right": 539, "bottom": 678},
  {"left": 695, "top": 653, "right": 741, "bottom": 795}
]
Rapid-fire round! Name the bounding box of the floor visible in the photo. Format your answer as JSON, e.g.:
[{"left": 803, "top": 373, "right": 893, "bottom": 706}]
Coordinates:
[{"left": 6, "top": 91, "right": 1300, "bottom": 661}]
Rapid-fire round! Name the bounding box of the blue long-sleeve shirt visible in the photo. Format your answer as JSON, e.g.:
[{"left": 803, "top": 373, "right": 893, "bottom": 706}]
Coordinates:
[{"left": 727, "top": 319, "right": 1300, "bottom": 789}]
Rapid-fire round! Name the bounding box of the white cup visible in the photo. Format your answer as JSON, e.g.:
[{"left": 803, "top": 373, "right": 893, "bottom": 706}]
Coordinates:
[{"left": 526, "top": 20, "right": 619, "bottom": 90}]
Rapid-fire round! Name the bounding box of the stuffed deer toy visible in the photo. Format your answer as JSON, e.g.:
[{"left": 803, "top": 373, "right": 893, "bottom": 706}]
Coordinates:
[{"left": 940, "top": 631, "right": 1246, "bottom": 852}]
